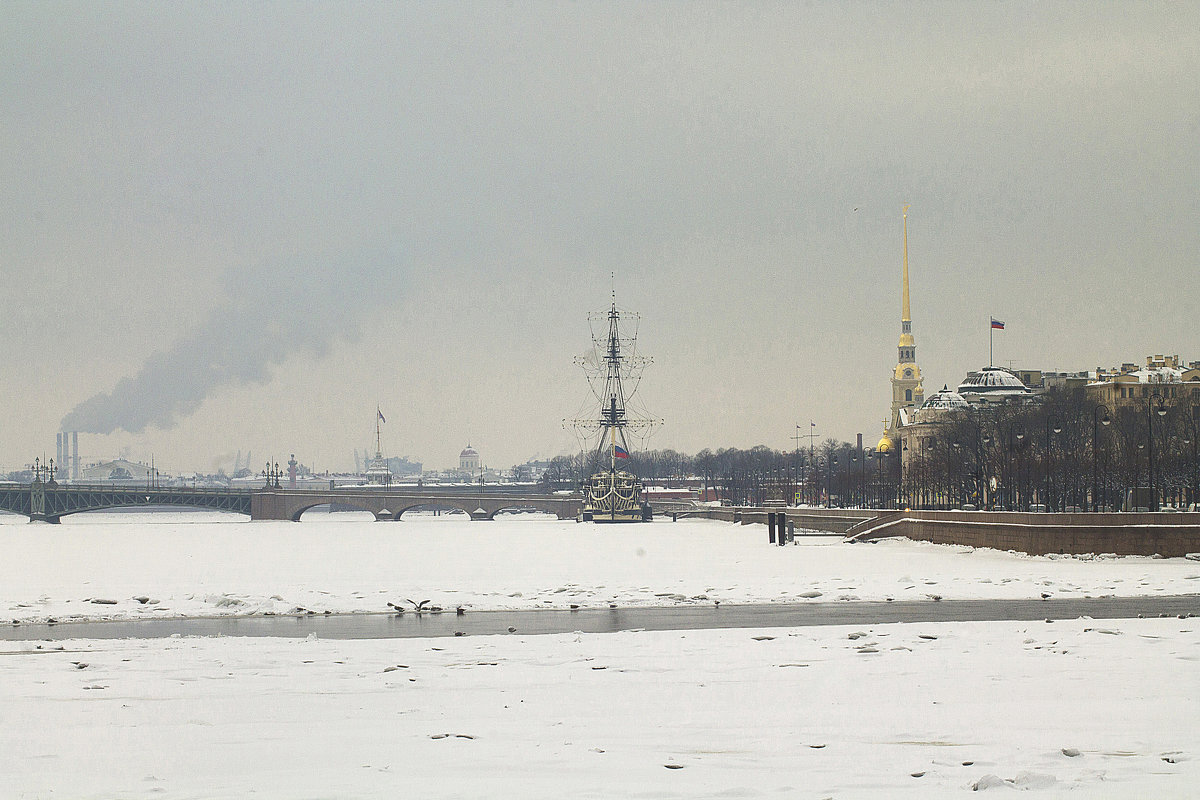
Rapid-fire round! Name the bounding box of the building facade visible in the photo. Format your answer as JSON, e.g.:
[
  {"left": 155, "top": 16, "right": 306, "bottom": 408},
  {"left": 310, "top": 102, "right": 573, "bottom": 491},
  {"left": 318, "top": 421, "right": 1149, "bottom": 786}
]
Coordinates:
[{"left": 1086, "top": 354, "right": 1200, "bottom": 416}]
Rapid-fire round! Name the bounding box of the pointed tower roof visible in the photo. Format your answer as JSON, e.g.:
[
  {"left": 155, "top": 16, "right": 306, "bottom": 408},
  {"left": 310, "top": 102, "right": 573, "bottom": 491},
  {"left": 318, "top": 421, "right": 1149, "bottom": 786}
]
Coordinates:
[
  {"left": 887, "top": 204, "right": 923, "bottom": 441},
  {"left": 901, "top": 204, "right": 911, "bottom": 323}
]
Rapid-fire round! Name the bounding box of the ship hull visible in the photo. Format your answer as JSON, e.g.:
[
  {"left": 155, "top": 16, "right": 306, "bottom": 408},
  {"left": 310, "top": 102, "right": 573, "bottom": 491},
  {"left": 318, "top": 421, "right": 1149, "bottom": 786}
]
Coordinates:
[
  {"left": 580, "top": 469, "right": 652, "bottom": 524},
  {"left": 584, "top": 509, "right": 650, "bottom": 523}
]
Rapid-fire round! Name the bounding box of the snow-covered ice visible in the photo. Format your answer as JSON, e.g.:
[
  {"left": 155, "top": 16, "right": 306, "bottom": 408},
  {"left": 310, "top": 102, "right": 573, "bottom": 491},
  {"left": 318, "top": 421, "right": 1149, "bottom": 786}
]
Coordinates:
[
  {"left": 3, "top": 510, "right": 1198, "bottom": 797},
  {"left": 2, "top": 511, "right": 1198, "bottom": 624},
  {"left": 1, "top": 617, "right": 1196, "bottom": 798}
]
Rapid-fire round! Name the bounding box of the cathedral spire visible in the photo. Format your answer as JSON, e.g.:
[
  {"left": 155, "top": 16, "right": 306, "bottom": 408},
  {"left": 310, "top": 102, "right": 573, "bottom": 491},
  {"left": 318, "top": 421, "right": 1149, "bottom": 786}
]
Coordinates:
[
  {"left": 888, "top": 204, "right": 923, "bottom": 439},
  {"left": 897, "top": 204, "right": 916, "bottom": 358},
  {"left": 901, "top": 204, "right": 911, "bottom": 323}
]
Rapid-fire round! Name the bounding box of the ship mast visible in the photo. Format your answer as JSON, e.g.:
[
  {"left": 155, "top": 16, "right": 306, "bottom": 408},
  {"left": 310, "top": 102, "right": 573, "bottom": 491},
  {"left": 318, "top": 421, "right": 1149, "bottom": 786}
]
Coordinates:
[
  {"left": 567, "top": 291, "right": 660, "bottom": 469},
  {"left": 599, "top": 297, "right": 632, "bottom": 466}
]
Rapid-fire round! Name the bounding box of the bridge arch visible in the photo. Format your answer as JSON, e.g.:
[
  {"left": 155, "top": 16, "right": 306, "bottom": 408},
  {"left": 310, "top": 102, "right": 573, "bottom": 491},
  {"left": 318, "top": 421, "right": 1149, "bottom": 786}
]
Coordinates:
[
  {"left": 395, "top": 502, "right": 476, "bottom": 520},
  {"left": 485, "top": 505, "right": 562, "bottom": 521},
  {"left": 294, "top": 502, "right": 383, "bottom": 523},
  {"left": 56, "top": 503, "right": 251, "bottom": 522}
]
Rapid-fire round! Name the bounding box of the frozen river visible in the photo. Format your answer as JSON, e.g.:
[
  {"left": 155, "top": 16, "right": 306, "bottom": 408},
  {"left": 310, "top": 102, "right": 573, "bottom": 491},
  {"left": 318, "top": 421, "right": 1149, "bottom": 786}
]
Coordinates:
[
  {"left": 3, "top": 510, "right": 1199, "bottom": 625},
  {"left": 3, "top": 510, "right": 1199, "bottom": 798}
]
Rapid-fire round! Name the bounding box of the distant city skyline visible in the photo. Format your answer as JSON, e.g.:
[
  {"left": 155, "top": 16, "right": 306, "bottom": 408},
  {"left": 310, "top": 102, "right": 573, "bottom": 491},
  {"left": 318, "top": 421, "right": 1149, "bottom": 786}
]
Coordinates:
[{"left": 3, "top": 2, "right": 1197, "bottom": 473}]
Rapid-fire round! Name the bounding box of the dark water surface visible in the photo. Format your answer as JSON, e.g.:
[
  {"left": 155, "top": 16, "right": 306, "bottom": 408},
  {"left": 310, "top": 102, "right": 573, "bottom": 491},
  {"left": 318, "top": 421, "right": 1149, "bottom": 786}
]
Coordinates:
[{"left": 3, "top": 595, "right": 1198, "bottom": 641}]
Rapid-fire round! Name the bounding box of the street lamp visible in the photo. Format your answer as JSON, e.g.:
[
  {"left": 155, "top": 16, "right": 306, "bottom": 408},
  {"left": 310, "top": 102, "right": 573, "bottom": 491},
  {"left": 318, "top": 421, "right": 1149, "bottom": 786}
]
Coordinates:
[
  {"left": 1091, "top": 405, "right": 1111, "bottom": 512},
  {"left": 1014, "top": 427, "right": 1027, "bottom": 510},
  {"left": 951, "top": 440, "right": 964, "bottom": 508},
  {"left": 1147, "top": 393, "right": 1167, "bottom": 511},
  {"left": 262, "top": 461, "right": 282, "bottom": 489},
  {"left": 848, "top": 452, "right": 858, "bottom": 508},
  {"left": 1181, "top": 414, "right": 1199, "bottom": 509},
  {"left": 980, "top": 430, "right": 993, "bottom": 509},
  {"left": 1044, "top": 417, "right": 1061, "bottom": 512},
  {"left": 879, "top": 448, "right": 895, "bottom": 508},
  {"left": 864, "top": 449, "right": 875, "bottom": 508},
  {"left": 827, "top": 454, "right": 837, "bottom": 508},
  {"left": 1134, "top": 441, "right": 1146, "bottom": 510}
]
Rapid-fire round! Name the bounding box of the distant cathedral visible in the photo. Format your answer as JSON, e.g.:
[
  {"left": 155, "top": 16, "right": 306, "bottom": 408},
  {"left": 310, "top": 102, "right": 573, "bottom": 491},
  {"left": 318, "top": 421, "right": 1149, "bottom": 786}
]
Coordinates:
[{"left": 878, "top": 206, "right": 924, "bottom": 453}]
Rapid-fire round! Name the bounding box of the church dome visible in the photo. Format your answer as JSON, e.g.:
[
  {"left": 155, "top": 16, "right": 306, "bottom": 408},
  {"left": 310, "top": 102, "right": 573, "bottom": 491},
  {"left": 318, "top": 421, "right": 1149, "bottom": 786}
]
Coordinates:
[
  {"left": 876, "top": 435, "right": 894, "bottom": 453},
  {"left": 922, "top": 385, "right": 970, "bottom": 410},
  {"left": 460, "top": 446, "right": 478, "bottom": 457},
  {"left": 957, "top": 367, "right": 1031, "bottom": 396}
]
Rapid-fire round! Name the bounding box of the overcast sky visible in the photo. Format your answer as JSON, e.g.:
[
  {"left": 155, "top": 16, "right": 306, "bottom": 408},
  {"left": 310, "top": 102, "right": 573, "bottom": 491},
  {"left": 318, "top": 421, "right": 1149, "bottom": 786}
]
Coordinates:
[{"left": 2, "top": 2, "right": 1197, "bottom": 474}]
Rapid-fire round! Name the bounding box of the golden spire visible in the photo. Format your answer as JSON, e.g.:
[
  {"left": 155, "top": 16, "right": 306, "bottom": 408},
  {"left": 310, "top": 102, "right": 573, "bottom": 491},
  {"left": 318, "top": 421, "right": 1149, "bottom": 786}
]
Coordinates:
[{"left": 901, "top": 204, "right": 911, "bottom": 323}]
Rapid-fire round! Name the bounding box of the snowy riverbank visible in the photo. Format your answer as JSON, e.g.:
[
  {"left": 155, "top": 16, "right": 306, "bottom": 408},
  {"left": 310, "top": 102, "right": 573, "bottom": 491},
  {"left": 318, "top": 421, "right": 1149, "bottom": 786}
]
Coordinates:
[
  {"left": 2, "top": 511, "right": 1198, "bottom": 624},
  {"left": 2, "top": 616, "right": 1197, "bottom": 798}
]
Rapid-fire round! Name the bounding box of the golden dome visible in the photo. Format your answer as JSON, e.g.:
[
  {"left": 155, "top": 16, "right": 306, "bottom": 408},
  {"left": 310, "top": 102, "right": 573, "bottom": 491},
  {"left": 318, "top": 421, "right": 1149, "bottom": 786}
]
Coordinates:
[{"left": 876, "top": 436, "right": 894, "bottom": 453}]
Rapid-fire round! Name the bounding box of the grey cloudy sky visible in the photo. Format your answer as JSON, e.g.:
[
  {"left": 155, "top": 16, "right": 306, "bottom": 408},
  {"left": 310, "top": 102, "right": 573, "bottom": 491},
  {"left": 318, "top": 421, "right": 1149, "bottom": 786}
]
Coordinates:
[{"left": 2, "top": 2, "right": 1197, "bottom": 474}]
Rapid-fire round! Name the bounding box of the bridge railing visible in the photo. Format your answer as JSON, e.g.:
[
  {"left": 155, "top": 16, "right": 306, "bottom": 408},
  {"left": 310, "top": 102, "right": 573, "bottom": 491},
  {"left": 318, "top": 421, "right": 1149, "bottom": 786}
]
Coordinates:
[{"left": 20, "top": 482, "right": 256, "bottom": 496}]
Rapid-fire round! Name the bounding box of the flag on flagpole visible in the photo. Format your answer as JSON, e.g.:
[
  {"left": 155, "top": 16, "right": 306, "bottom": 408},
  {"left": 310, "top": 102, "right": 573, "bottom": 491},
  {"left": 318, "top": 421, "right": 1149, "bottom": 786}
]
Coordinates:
[
  {"left": 614, "top": 444, "right": 630, "bottom": 459},
  {"left": 377, "top": 408, "right": 386, "bottom": 423},
  {"left": 990, "top": 318, "right": 1005, "bottom": 330}
]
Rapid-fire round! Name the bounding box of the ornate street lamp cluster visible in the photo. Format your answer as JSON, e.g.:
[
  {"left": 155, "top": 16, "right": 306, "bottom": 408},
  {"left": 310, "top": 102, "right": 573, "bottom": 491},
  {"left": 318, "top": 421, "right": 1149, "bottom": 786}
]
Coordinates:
[{"left": 262, "top": 461, "right": 284, "bottom": 488}]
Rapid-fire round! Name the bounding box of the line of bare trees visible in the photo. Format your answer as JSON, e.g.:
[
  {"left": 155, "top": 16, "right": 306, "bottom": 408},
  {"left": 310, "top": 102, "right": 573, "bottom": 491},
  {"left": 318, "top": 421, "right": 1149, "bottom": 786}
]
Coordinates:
[
  {"left": 540, "top": 387, "right": 1200, "bottom": 512},
  {"left": 539, "top": 441, "right": 900, "bottom": 509},
  {"left": 902, "top": 388, "right": 1200, "bottom": 511}
]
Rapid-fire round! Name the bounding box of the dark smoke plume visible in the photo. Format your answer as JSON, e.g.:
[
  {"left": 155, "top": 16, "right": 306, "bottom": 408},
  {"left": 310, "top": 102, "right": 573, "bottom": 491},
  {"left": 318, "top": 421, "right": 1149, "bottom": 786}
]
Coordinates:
[{"left": 61, "top": 245, "right": 405, "bottom": 435}]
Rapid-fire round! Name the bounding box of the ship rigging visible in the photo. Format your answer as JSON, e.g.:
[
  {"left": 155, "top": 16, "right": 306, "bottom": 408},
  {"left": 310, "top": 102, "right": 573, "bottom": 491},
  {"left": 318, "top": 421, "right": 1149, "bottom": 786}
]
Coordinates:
[{"left": 566, "top": 293, "right": 661, "bottom": 522}]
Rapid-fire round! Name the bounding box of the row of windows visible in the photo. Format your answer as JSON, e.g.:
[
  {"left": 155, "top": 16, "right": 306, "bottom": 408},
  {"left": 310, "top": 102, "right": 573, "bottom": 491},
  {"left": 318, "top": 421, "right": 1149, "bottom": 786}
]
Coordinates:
[{"left": 1117, "top": 385, "right": 1198, "bottom": 399}]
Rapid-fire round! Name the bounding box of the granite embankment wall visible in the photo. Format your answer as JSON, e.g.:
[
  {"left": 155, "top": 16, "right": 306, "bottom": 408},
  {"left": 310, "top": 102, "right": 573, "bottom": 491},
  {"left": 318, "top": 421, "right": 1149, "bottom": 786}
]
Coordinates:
[
  {"left": 683, "top": 507, "right": 1200, "bottom": 557},
  {"left": 856, "top": 510, "right": 1200, "bottom": 558}
]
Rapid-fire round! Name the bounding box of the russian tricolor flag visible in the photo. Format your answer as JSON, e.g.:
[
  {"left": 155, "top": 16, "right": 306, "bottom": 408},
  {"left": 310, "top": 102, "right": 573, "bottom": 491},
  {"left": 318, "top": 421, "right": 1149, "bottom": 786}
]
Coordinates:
[
  {"left": 614, "top": 444, "right": 630, "bottom": 459},
  {"left": 990, "top": 318, "right": 1005, "bottom": 330}
]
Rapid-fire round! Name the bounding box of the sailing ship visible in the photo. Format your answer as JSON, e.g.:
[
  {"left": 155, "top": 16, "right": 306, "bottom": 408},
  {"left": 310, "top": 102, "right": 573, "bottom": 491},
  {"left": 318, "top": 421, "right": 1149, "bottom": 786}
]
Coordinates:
[{"left": 568, "top": 293, "right": 660, "bottom": 522}]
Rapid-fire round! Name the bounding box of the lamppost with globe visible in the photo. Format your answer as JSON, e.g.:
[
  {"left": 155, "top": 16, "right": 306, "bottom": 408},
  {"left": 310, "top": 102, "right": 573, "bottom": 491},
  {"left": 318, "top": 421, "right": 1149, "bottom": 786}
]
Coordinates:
[
  {"left": 1181, "top": 413, "right": 1199, "bottom": 509},
  {"left": 1091, "top": 405, "right": 1111, "bottom": 512},
  {"left": 1147, "top": 392, "right": 1167, "bottom": 511},
  {"left": 1044, "top": 416, "right": 1061, "bottom": 512}
]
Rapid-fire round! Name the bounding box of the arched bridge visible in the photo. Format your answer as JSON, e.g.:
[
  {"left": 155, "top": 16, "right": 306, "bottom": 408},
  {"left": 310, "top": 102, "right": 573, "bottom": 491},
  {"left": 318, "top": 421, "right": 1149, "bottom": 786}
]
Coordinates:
[
  {"left": 0, "top": 483, "right": 253, "bottom": 523},
  {"left": 253, "top": 488, "right": 581, "bottom": 521},
  {"left": 0, "top": 483, "right": 581, "bottom": 523}
]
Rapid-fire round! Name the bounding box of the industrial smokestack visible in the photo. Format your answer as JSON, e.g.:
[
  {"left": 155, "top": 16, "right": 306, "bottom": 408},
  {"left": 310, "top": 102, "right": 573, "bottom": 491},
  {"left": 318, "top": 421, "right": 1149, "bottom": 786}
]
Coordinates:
[
  {"left": 56, "top": 433, "right": 63, "bottom": 479},
  {"left": 72, "top": 431, "right": 79, "bottom": 480}
]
